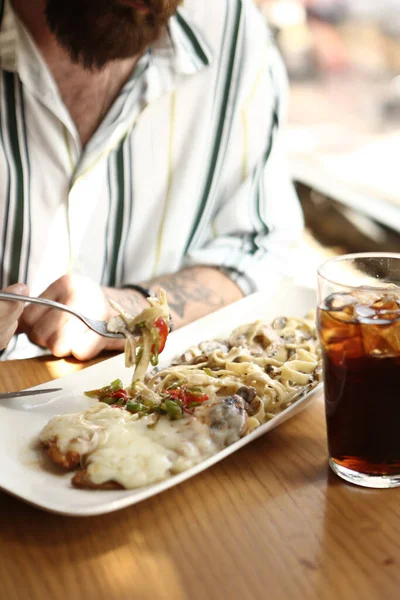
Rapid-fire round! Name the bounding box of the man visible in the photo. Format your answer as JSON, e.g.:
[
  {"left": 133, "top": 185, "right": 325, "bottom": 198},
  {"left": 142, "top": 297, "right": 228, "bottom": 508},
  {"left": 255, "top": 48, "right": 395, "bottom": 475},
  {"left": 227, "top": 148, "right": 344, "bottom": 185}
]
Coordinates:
[{"left": 0, "top": 0, "right": 303, "bottom": 360}]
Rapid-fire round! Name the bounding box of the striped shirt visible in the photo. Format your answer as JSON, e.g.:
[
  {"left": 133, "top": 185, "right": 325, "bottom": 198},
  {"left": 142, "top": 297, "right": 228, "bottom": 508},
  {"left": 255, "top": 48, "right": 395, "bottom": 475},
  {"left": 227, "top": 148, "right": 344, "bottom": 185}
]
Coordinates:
[{"left": 0, "top": 0, "right": 303, "bottom": 359}]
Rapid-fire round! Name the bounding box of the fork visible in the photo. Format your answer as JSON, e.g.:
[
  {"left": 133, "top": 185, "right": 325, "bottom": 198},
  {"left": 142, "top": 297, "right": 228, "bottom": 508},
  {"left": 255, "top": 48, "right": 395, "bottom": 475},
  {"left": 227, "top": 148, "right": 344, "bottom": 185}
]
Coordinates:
[{"left": 0, "top": 291, "right": 127, "bottom": 339}]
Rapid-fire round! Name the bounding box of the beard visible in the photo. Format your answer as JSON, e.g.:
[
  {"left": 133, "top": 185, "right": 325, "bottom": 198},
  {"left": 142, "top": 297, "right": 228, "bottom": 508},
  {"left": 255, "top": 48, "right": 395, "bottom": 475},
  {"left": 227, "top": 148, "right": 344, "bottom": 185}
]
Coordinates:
[{"left": 45, "top": 0, "right": 182, "bottom": 71}]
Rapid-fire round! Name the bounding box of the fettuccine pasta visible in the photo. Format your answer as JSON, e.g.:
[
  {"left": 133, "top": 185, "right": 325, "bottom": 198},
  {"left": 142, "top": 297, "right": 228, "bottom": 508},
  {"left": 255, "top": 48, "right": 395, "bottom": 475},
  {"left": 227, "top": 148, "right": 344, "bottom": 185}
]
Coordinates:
[{"left": 139, "top": 314, "right": 321, "bottom": 433}]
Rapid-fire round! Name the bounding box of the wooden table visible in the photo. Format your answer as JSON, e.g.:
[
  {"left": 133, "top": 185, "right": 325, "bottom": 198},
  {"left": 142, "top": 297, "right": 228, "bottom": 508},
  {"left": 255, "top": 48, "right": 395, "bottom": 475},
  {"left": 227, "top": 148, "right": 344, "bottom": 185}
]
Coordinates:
[{"left": 1, "top": 357, "right": 400, "bottom": 600}]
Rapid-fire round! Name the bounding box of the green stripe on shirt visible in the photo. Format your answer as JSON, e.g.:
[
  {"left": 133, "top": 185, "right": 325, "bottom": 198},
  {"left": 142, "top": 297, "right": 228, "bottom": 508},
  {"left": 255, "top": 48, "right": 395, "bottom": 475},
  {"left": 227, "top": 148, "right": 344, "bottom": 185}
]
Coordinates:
[
  {"left": 0, "top": 74, "right": 11, "bottom": 288},
  {"left": 253, "top": 100, "right": 280, "bottom": 236},
  {"left": 175, "top": 11, "right": 211, "bottom": 66},
  {"left": 184, "top": 0, "right": 243, "bottom": 254},
  {"left": 4, "top": 71, "right": 24, "bottom": 284},
  {"left": 108, "top": 139, "right": 126, "bottom": 287},
  {"left": 101, "top": 158, "right": 113, "bottom": 285},
  {"left": 121, "top": 136, "right": 134, "bottom": 283},
  {"left": 17, "top": 77, "right": 31, "bottom": 283}
]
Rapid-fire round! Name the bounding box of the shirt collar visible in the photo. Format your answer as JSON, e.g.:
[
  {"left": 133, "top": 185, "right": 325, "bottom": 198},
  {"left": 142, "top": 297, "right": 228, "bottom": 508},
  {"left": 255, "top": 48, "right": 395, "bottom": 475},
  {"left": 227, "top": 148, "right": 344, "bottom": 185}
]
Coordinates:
[
  {"left": 0, "top": 2, "right": 213, "bottom": 77},
  {"left": 152, "top": 9, "right": 212, "bottom": 77}
]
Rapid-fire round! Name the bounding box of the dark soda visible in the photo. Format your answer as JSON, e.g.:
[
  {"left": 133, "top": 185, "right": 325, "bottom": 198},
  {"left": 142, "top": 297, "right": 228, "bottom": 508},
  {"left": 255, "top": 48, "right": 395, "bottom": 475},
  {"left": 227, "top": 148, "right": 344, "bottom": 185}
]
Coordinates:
[{"left": 318, "top": 291, "right": 400, "bottom": 475}]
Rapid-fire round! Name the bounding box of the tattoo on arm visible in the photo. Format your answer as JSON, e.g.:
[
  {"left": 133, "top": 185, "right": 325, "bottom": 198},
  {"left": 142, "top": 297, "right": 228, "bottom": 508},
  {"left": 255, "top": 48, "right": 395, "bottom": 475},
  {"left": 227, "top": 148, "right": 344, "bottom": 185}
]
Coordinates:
[
  {"left": 103, "top": 287, "right": 147, "bottom": 316},
  {"left": 120, "top": 291, "right": 146, "bottom": 313},
  {"left": 150, "top": 269, "right": 224, "bottom": 319}
]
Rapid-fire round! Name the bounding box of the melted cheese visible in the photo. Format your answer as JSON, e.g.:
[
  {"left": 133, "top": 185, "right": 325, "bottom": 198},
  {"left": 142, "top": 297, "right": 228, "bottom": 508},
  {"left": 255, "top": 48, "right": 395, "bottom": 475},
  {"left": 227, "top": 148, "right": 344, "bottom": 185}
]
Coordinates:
[
  {"left": 40, "top": 403, "right": 133, "bottom": 456},
  {"left": 40, "top": 403, "right": 220, "bottom": 488}
]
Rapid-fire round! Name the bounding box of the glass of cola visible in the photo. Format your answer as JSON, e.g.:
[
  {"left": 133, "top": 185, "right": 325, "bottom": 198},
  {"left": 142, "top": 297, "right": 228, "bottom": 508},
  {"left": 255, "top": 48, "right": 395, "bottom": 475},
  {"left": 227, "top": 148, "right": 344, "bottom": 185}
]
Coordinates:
[{"left": 318, "top": 253, "right": 400, "bottom": 488}]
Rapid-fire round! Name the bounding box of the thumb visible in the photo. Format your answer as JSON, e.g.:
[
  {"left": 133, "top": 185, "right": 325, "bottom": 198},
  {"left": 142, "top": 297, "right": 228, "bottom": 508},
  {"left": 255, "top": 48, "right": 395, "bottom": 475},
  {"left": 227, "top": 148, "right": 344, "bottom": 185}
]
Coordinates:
[{"left": 5, "top": 283, "right": 29, "bottom": 296}]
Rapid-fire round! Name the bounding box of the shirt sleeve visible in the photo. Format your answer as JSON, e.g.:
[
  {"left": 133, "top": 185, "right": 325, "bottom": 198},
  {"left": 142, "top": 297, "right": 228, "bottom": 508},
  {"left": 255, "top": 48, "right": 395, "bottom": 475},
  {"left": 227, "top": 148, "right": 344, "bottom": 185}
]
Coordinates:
[{"left": 183, "top": 9, "right": 304, "bottom": 295}]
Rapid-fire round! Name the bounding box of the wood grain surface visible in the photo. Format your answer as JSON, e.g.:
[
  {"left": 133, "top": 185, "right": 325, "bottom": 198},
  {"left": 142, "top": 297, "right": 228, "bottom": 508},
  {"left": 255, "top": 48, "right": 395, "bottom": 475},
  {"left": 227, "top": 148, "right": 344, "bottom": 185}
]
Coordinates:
[{"left": 1, "top": 357, "right": 400, "bottom": 600}]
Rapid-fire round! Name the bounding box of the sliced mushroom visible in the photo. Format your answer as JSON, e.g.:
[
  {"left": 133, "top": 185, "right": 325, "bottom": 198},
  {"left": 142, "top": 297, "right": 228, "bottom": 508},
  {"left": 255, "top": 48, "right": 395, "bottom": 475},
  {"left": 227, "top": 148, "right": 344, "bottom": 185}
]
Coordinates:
[
  {"left": 271, "top": 316, "right": 287, "bottom": 330},
  {"left": 229, "top": 322, "right": 282, "bottom": 355},
  {"left": 172, "top": 339, "right": 230, "bottom": 365},
  {"left": 253, "top": 324, "right": 282, "bottom": 350},
  {"left": 186, "top": 354, "right": 209, "bottom": 366},
  {"left": 207, "top": 395, "right": 247, "bottom": 447},
  {"left": 171, "top": 350, "right": 194, "bottom": 365},
  {"left": 235, "top": 386, "right": 257, "bottom": 404},
  {"left": 246, "top": 397, "right": 263, "bottom": 417},
  {"left": 266, "top": 341, "right": 288, "bottom": 362},
  {"left": 199, "top": 340, "right": 230, "bottom": 354}
]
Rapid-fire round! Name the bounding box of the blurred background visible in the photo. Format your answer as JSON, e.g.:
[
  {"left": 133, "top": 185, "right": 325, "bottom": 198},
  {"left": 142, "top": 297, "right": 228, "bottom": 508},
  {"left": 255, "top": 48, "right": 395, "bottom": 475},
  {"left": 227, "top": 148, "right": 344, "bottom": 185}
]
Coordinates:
[{"left": 255, "top": 0, "right": 400, "bottom": 285}]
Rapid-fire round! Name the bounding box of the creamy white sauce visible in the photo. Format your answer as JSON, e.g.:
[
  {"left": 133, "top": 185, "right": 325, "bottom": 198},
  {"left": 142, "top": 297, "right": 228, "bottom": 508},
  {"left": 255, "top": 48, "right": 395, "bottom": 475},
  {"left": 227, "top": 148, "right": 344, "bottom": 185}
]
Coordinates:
[
  {"left": 85, "top": 426, "right": 174, "bottom": 488},
  {"left": 40, "top": 403, "right": 220, "bottom": 488},
  {"left": 40, "top": 403, "right": 133, "bottom": 456}
]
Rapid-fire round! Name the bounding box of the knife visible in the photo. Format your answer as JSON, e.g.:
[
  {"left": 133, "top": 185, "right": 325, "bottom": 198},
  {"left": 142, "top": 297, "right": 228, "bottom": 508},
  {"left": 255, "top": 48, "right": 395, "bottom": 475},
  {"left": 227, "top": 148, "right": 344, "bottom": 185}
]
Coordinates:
[{"left": 0, "top": 388, "right": 63, "bottom": 399}]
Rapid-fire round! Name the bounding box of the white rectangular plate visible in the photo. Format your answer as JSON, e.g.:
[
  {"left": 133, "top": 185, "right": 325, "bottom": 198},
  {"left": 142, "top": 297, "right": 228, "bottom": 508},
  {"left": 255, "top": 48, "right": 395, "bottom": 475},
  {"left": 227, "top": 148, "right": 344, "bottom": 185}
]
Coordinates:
[{"left": 0, "top": 281, "right": 322, "bottom": 516}]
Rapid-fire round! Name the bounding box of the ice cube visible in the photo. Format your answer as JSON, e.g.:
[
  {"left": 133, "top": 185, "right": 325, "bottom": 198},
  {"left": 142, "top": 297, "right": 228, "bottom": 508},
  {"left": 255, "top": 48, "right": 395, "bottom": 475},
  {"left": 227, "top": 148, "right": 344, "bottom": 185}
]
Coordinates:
[
  {"left": 371, "top": 286, "right": 400, "bottom": 307},
  {"left": 372, "top": 298, "right": 399, "bottom": 310},
  {"left": 361, "top": 324, "right": 393, "bottom": 356},
  {"left": 360, "top": 318, "right": 400, "bottom": 356},
  {"left": 322, "top": 297, "right": 359, "bottom": 326},
  {"left": 385, "top": 283, "right": 400, "bottom": 294},
  {"left": 355, "top": 287, "right": 381, "bottom": 306},
  {"left": 319, "top": 309, "right": 364, "bottom": 362},
  {"left": 324, "top": 293, "right": 357, "bottom": 312},
  {"left": 355, "top": 305, "right": 376, "bottom": 321},
  {"left": 376, "top": 321, "right": 400, "bottom": 355},
  {"left": 326, "top": 336, "right": 365, "bottom": 366}
]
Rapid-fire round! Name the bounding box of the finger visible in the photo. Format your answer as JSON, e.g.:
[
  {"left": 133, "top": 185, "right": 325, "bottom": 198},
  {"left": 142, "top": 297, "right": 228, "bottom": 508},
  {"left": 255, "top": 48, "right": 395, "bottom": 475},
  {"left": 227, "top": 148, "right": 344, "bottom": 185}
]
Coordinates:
[
  {"left": 20, "top": 284, "right": 61, "bottom": 328},
  {"left": 1, "top": 283, "right": 29, "bottom": 319},
  {"left": 71, "top": 330, "right": 125, "bottom": 362},
  {"left": 71, "top": 330, "right": 107, "bottom": 361},
  {"left": 0, "top": 321, "right": 19, "bottom": 350},
  {"left": 19, "top": 304, "right": 52, "bottom": 334},
  {"left": 3, "top": 282, "right": 29, "bottom": 297},
  {"left": 26, "top": 308, "right": 74, "bottom": 350},
  {"left": 46, "top": 318, "right": 91, "bottom": 358}
]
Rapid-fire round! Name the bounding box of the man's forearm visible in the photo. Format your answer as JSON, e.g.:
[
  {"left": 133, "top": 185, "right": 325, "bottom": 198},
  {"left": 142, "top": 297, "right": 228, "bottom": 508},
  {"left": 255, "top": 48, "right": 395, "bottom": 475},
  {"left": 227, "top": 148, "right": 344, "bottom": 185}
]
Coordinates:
[{"left": 105, "top": 267, "right": 244, "bottom": 330}]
